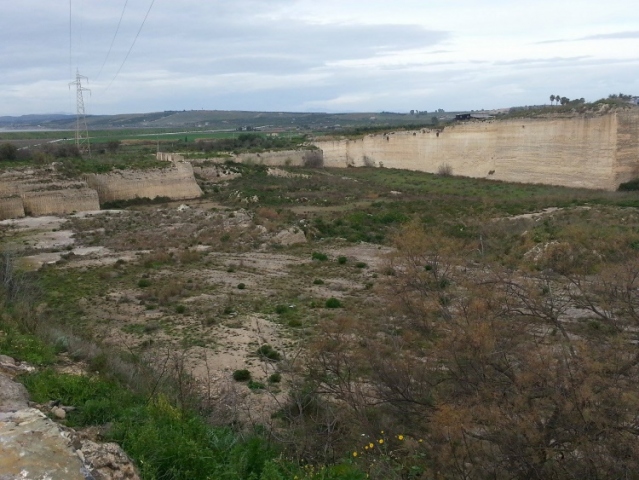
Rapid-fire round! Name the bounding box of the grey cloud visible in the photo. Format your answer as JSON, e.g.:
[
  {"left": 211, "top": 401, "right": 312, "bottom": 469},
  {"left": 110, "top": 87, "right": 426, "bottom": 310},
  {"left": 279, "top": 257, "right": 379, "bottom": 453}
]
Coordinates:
[
  {"left": 101, "top": 21, "right": 449, "bottom": 81},
  {"left": 494, "top": 56, "right": 639, "bottom": 72},
  {"left": 495, "top": 56, "right": 591, "bottom": 66},
  {"left": 580, "top": 30, "right": 639, "bottom": 40},
  {"left": 537, "top": 30, "right": 639, "bottom": 44}
]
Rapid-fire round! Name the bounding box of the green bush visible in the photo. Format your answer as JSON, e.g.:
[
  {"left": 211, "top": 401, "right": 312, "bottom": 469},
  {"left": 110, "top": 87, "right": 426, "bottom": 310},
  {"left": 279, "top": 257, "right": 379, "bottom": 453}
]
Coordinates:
[
  {"left": 268, "top": 372, "right": 282, "bottom": 383},
  {"left": 257, "top": 344, "right": 281, "bottom": 361},
  {"left": 325, "top": 298, "right": 343, "bottom": 309},
  {"left": 337, "top": 256, "right": 348, "bottom": 265},
  {"left": 355, "top": 262, "right": 368, "bottom": 269},
  {"left": 312, "top": 251, "right": 328, "bottom": 261},
  {"left": 237, "top": 283, "right": 246, "bottom": 290},
  {"left": 248, "top": 380, "right": 266, "bottom": 390},
  {"left": 175, "top": 304, "right": 186, "bottom": 314},
  {"left": 313, "top": 278, "right": 325, "bottom": 285},
  {"left": 232, "top": 369, "right": 251, "bottom": 381},
  {"left": 137, "top": 278, "right": 151, "bottom": 288}
]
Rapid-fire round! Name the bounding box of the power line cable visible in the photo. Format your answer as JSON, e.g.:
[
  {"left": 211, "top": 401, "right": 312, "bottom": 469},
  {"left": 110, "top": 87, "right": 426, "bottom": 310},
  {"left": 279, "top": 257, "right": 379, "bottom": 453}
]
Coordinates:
[
  {"left": 69, "top": 0, "right": 73, "bottom": 79},
  {"left": 106, "top": 0, "right": 156, "bottom": 91},
  {"left": 96, "top": 0, "right": 129, "bottom": 80}
]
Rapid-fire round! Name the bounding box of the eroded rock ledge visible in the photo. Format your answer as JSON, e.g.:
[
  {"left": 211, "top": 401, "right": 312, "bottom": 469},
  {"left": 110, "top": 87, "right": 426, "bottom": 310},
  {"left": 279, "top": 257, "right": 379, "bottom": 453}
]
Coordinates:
[
  {"left": 0, "top": 157, "right": 203, "bottom": 221},
  {"left": 0, "top": 355, "right": 139, "bottom": 480}
]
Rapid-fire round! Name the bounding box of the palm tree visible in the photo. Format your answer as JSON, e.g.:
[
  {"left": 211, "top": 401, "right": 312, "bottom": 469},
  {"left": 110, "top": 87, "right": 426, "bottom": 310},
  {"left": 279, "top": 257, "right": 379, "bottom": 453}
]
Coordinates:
[{"left": 550, "top": 94, "right": 556, "bottom": 105}]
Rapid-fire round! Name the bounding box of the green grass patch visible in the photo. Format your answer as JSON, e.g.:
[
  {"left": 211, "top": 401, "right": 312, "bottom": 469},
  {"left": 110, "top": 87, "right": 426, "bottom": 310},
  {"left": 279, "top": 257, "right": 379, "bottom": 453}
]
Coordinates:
[{"left": 0, "top": 325, "right": 57, "bottom": 365}]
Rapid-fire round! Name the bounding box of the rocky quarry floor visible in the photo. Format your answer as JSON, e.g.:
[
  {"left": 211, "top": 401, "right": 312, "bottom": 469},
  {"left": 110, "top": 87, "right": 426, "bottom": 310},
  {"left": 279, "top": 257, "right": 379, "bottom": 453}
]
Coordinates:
[{"left": 0, "top": 199, "right": 391, "bottom": 431}]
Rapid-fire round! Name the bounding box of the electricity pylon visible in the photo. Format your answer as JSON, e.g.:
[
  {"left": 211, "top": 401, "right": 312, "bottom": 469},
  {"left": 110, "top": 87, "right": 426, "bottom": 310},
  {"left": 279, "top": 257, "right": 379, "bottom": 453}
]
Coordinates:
[{"left": 69, "top": 70, "right": 91, "bottom": 156}]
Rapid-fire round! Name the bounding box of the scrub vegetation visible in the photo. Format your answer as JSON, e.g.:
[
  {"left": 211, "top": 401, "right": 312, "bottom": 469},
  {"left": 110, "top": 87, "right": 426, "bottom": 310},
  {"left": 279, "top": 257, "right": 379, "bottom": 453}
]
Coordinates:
[{"left": 3, "top": 133, "right": 639, "bottom": 478}]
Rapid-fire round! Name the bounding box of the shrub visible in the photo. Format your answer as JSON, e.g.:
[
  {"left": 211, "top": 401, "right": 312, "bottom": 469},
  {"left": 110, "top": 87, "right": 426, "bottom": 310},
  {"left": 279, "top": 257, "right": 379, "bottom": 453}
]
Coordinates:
[
  {"left": 257, "top": 344, "right": 281, "bottom": 361},
  {"left": 311, "top": 252, "right": 328, "bottom": 261},
  {"left": 248, "top": 380, "right": 266, "bottom": 391},
  {"left": 0, "top": 142, "right": 18, "bottom": 162},
  {"left": 275, "top": 305, "right": 288, "bottom": 315},
  {"left": 138, "top": 278, "right": 151, "bottom": 288},
  {"left": 437, "top": 163, "right": 453, "bottom": 176},
  {"left": 618, "top": 178, "right": 639, "bottom": 191},
  {"left": 237, "top": 283, "right": 246, "bottom": 290},
  {"left": 268, "top": 372, "right": 282, "bottom": 383},
  {"left": 88, "top": 353, "right": 108, "bottom": 373},
  {"left": 232, "top": 369, "right": 251, "bottom": 381},
  {"left": 175, "top": 304, "right": 186, "bottom": 314},
  {"left": 325, "top": 298, "right": 342, "bottom": 309},
  {"left": 355, "top": 262, "right": 368, "bottom": 269},
  {"left": 313, "top": 278, "right": 325, "bottom": 285},
  {"left": 337, "top": 256, "right": 348, "bottom": 265}
]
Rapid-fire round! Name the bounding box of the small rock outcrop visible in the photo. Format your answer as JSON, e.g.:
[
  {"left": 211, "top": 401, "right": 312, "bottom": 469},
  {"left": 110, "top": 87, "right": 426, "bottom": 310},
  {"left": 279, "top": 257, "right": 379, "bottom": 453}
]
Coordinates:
[
  {"left": 0, "top": 356, "right": 139, "bottom": 480},
  {"left": 272, "top": 227, "right": 307, "bottom": 246}
]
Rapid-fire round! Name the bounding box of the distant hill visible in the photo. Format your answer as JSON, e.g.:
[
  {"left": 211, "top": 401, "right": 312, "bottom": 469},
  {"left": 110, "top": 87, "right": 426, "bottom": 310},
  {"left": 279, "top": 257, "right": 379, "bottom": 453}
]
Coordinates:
[{"left": 0, "top": 110, "right": 452, "bottom": 131}]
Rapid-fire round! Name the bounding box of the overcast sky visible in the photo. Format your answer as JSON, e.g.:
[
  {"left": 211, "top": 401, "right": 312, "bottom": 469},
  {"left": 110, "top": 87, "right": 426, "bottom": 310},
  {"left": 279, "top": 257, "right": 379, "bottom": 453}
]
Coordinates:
[{"left": 1, "top": 0, "right": 637, "bottom": 115}]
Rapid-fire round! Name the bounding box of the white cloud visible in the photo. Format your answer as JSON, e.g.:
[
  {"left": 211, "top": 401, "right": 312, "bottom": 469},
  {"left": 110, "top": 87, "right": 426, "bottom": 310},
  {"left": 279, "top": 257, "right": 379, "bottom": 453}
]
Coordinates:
[{"left": 0, "top": 0, "right": 637, "bottom": 115}]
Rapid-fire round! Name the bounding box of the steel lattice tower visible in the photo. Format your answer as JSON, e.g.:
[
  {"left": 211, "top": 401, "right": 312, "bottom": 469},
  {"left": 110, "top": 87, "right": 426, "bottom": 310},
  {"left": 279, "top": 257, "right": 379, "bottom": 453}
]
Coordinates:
[{"left": 69, "top": 70, "right": 91, "bottom": 156}]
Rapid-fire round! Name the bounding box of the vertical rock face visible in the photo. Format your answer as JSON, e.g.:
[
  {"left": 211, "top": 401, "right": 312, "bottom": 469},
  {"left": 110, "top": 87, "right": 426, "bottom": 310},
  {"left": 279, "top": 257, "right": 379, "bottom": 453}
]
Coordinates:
[
  {"left": 22, "top": 189, "right": 100, "bottom": 216},
  {"left": 235, "top": 149, "right": 323, "bottom": 167},
  {"left": 0, "top": 169, "right": 101, "bottom": 220},
  {"left": 85, "top": 162, "right": 203, "bottom": 204},
  {"left": 314, "top": 110, "right": 639, "bottom": 191},
  {"left": 0, "top": 197, "right": 26, "bottom": 220},
  {"left": 615, "top": 109, "right": 639, "bottom": 186}
]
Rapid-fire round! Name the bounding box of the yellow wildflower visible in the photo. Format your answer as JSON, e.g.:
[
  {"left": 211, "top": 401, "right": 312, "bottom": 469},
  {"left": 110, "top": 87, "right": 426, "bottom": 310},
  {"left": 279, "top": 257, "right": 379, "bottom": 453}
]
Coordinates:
[
  {"left": 398, "top": 435, "right": 404, "bottom": 441},
  {"left": 369, "top": 443, "right": 374, "bottom": 448},
  {"left": 353, "top": 451, "right": 358, "bottom": 457},
  {"left": 378, "top": 439, "right": 384, "bottom": 445}
]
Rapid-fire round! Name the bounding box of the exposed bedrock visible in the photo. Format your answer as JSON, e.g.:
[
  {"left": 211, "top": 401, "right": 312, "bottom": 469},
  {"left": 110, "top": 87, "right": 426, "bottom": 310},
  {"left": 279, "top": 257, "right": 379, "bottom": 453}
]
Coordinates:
[
  {"left": 85, "top": 162, "right": 203, "bottom": 204},
  {"left": 189, "top": 149, "right": 323, "bottom": 168},
  {"left": 22, "top": 189, "right": 100, "bottom": 216},
  {"left": 0, "top": 197, "right": 26, "bottom": 220},
  {"left": 314, "top": 110, "right": 639, "bottom": 191},
  {"left": 0, "top": 160, "right": 203, "bottom": 220}
]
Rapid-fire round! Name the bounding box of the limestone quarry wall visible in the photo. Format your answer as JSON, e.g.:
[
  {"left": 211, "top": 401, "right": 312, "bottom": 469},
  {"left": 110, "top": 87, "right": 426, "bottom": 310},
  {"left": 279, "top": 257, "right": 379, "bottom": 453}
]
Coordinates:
[
  {"left": 235, "top": 150, "right": 322, "bottom": 167},
  {"left": 191, "top": 149, "right": 323, "bottom": 167},
  {"left": 314, "top": 110, "right": 639, "bottom": 191},
  {"left": 22, "top": 189, "right": 100, "bottom": 216},
  {"left": 0, "top": 160, "right": 203, "bottom": 219},
  {"left": 0, "top": 170, "right": 100, "bottom": 219},
  {"left": 85, "top": 162, "right": 203, "bottom": 203},
  {"left": 0, "top": 197, "right": 25, "bottom": 220}
]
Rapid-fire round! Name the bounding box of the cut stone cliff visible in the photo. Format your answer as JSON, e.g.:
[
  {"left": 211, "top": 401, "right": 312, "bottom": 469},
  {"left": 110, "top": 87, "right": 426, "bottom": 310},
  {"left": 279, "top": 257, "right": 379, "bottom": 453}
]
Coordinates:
[
  {"left": 0, "top": 159, "right": 203, "bottom": 220},
  {"left": 85, "top": 162, "right": 203, "bottom": 204},
  {"left": 0, "top": 170, "right": 100, "bottom": 220},
  {"left": 314, "top": 109, "right": 639, "bottom": 191}
]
